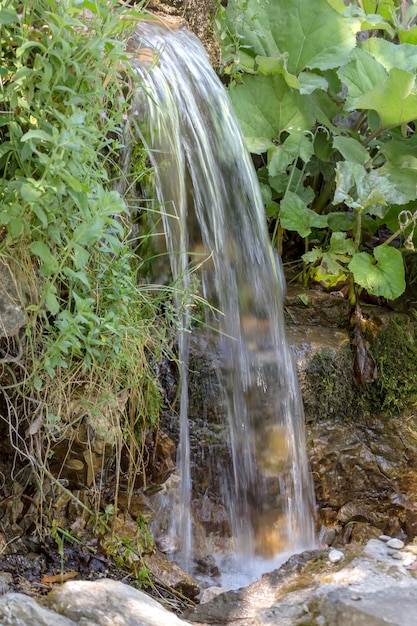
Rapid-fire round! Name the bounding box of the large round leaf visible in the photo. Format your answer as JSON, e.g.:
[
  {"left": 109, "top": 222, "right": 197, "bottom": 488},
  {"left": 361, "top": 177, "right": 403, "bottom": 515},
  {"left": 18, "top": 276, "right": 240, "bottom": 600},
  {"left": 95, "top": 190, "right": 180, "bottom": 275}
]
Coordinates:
[
  {"left": 228, "top": 75, "right": 315, "bottom": 153},
  {"left": 348, "top": 245, "right": 405, "bottom": 300}
]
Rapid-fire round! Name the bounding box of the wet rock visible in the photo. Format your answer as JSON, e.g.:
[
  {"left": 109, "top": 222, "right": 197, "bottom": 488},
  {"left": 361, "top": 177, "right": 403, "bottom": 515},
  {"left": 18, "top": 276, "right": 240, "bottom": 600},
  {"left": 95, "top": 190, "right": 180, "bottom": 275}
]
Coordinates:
[
  {"left": 308, "top": 414, "right": 417, "bottom": 542},
  {"left": 143, "top": 549, "right": 200, "bottom": 599},
  {"left": 185, "top": 541, "right": 417, "bottom": 626},
  {"left": 285, "top": 284, "right": 350, "bottom": 327}
]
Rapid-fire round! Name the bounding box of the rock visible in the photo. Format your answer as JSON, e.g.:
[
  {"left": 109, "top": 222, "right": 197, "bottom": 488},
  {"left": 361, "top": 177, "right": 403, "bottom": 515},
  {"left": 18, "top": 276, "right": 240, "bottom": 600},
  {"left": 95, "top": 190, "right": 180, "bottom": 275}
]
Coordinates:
[
  {"left": 363, "top": 538, "right": 389, "bottom": 560},
  {"left": 142, "top": 549, "right": 200, "bottom": 599},
  {"left": 0, "top": 592, "right": 76, "bottom": 626},
  {"left": 48, "top": 578, "right": 192, "bottom": 625},
  {"left": 200, "top": 586, "right": 227, "bottom": 604},
  {"left": 319, "top": 585, "right": 417, "bottom": 626},
  {"left": 186, "top": 542, "right": 417, "bottom": 626},
  {"left": 285, "top": 285, "right": 350, "bottom": 327},
  {"left": 386, "top": 538, "right": 405, "bottom": 550},
  {"left": 0, "top": 572, "right": 13, "bottom": 594},
  {"left": 0, "top": 259, "right": 28, "bottom": 338},
  {"left": 328, "top": 549, "right": 344, "bottom": 563}
]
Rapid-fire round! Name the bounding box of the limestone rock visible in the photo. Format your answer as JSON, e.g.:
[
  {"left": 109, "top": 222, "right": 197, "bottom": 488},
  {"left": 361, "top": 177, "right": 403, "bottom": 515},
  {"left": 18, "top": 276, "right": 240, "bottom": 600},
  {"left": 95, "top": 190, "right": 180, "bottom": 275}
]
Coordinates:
[
  {"left": 48, "top": 578, "right": 192, "bottom": 625},
  {"left": 319, "top": 586, "right": 417, "bottom": 626},
  {"left": 0, "top": 592, "right": 77, "bottom": 626}
]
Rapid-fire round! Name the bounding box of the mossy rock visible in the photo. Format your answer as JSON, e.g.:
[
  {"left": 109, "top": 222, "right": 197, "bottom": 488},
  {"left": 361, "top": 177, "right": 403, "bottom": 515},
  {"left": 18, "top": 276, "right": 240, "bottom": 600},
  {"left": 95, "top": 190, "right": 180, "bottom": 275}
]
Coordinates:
[{"left": 362, "top": 314, "right": 417, "bottom": 414}]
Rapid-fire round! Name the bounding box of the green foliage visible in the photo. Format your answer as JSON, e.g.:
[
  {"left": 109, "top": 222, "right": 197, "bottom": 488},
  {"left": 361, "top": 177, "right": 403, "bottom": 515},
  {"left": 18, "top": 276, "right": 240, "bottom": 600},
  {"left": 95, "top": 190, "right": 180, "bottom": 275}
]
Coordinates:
[
  {"left": 215, "top": 0, "right": 417, "bottom": 302},
  {"left": 0, "top": 0, "right": 178, "bottom": 535}
]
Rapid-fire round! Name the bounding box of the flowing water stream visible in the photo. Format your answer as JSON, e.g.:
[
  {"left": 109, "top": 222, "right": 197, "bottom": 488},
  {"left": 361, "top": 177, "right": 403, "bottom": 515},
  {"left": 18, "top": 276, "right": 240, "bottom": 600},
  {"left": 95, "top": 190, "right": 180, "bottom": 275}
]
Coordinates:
[{"left": 129, "top": 18, "right": 316, "bottom": 588}]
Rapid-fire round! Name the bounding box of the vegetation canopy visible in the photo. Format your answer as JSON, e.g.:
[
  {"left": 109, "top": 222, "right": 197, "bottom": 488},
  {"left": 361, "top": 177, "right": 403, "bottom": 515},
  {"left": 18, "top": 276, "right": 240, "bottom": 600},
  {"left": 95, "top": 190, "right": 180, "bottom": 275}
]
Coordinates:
[
  {"left": 215, "top": 0, "right": 417, "bottom": 305},
  {"left": 0, "top": 0, "right": 186, "bottom": 581}
]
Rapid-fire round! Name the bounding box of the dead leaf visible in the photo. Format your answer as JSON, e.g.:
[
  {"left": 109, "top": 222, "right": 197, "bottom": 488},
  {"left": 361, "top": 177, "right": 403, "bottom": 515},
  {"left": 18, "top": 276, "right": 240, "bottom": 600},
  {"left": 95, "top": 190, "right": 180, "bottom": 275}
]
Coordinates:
[{"left": 41, "top": 571, "right": 79, "bottom": 584}]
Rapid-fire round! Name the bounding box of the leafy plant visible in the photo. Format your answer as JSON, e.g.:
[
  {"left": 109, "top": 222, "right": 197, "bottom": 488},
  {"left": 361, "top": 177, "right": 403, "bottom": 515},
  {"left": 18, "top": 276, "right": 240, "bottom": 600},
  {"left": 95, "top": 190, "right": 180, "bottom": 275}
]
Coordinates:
[
  {"left": 0, "top": 0, "right": 180, "bottom": 541},
  {"left": 215, "top": 0, "right": 417, "bottom": 303}
]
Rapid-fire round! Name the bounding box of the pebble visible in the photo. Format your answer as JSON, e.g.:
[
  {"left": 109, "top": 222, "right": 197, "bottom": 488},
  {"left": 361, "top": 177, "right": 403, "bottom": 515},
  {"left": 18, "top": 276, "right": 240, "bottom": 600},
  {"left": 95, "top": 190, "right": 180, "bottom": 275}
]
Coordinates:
[
  {"left": 386, "top": 538, "right": 405, "bottom": 550},
  {"left": 328, "top": 549, "right": 344, "bottom": 563},
  {"left": 390, "top": 552, "right": 403, "bottom": 560},
  {"left": 378, "top": 534, "right": 392, "bottom": 542}
]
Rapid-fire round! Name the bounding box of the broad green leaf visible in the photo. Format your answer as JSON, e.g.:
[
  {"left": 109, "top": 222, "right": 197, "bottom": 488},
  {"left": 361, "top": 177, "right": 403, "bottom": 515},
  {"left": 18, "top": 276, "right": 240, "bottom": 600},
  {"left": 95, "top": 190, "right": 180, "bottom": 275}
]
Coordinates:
[
  {"left": 327, "top": 231, "right": 356, "bottom": 257},
  {"left": 334, "top": 161, "right": 408, "bottom": 213},
  {"left": 360, "top": 38, "right": 417, "bottom": 74},
  {"left": 298, "top": 72, "right": 328, "bottom": 95},
  {"left": 399, "top": 26, "right": 417, "bottom": 45},
  {"left": 356, "top": 68, "right": 417, "bottom": 127},
  {"left": 220, "top": 0, "right": 356, "bottom": 74},
  {"left": 361, "top": 0, "right": 396, "bottom": 20},
  {"left": 228, "top": 75, "right": 315, "bottom": 152},
  {"left": 327, "top": 211, "right": 355, "bottom": 232},
  {"left": 255, "top": 55, "right": 300, "bottom": 89},
  {"left": 379, "top": 141, "right": 417, "bottom": 202},
  {"left": 268, "top": 134, "right": 314, "bottom": 176},
  {"left": 337, "top": 48, "right": 388, "bottom": 111},
  {"left": 348, "top": 246, "right": 405, "bottom": 299},
  {"left": 280, "top": 191, "right": 328, "bottom": 237},
  {"left": 303, "top": 232, "right": 355, "bottom": 286},
  {"left": 333, "top": 136, "right": 369, "bottom": 165}
]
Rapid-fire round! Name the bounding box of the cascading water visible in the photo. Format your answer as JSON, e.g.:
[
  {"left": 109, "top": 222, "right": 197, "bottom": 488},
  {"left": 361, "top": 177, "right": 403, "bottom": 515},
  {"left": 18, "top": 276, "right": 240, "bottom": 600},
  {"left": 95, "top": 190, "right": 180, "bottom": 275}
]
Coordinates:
[{"left": 129, "top": 18, "right": 316, "bottom": 586}]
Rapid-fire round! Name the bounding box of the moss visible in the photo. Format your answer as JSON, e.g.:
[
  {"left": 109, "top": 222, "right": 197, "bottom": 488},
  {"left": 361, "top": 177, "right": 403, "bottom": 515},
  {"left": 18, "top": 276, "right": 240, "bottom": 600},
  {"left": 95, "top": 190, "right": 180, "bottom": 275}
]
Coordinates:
[
  {"left": 362, "top": 316, "right": 417, "bottom": 415},
  {"left": 303, "top": 346, "right": 356, "bottom": 421}
]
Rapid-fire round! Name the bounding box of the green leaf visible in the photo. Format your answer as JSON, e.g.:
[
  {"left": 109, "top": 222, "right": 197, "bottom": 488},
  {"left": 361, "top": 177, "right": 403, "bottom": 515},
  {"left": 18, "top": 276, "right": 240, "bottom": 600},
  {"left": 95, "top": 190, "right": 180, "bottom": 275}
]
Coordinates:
[
  {"left": 229, "top": 76, "right": 315, "bottom": 152},
  {"left": 399, "top": 25, "right": 417, "bottom": 45},
  {"left": 348, "top": 246, "right": 405, "bottom": 299},
  {"left": 20, "top": 129, "right": 54, "bottom": 143},
  {"left": 72, "top": 243, "right": 90, "bottom": 270},
  {"left": 255, "top": 55, "right": 300, "bottom": 89},
  {"left": 268, "top": 134, "right": 313, "bottom": 177},
  {"left": 379, "top": 141, "right": 417, "bottom": 202},
  {"left": 0, "top": 7, "right": 17, "bottom": 24},
  {"left": 221, "top": 0, "right": 356, "bottom": 74},
  {"left": 280, "top": 191, "right": 328, "bottom": 237},
  {"left": 21, "top": 180, "right": 44, "bottom": 201},
  {"left": 298, "top": 72, "right": 328, "bottom": 95},
  {"left": 361, "top": 0, "right": 395, "bottom": 20},
  {"left": 334, "top": 161, "right": 409, "bottom": 214},
  {"left": 30, "top": 241, "right": 59, "bottom": 275},
  {"left": 356, "top": 68, "right": 417, "bottom": 127},
  {"left": 333, "top": 136, "right": 369, "bottom": 165},
  {"left": 360, "top": 38, "right": 417, "bottom": 74},
  {"left": 337, "top": 48, "right": 388, "bottom": 111},
  {"left": 45, "top": 288, "right": 60, "bottom": 315}
]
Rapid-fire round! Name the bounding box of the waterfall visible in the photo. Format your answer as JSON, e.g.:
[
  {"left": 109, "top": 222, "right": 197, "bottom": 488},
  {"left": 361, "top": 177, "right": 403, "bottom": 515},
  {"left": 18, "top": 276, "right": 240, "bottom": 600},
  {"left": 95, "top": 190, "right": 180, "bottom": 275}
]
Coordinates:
[{"left": 129, "top": 18, "right": 316, "bottom": 585}]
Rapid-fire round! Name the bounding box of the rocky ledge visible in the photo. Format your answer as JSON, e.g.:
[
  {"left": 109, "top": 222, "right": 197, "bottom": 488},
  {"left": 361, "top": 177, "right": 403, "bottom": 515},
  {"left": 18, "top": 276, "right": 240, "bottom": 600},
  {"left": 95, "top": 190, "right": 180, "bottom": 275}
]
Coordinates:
[{"left": 1, "top": 536, "right": 417, "bottom": 625}]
